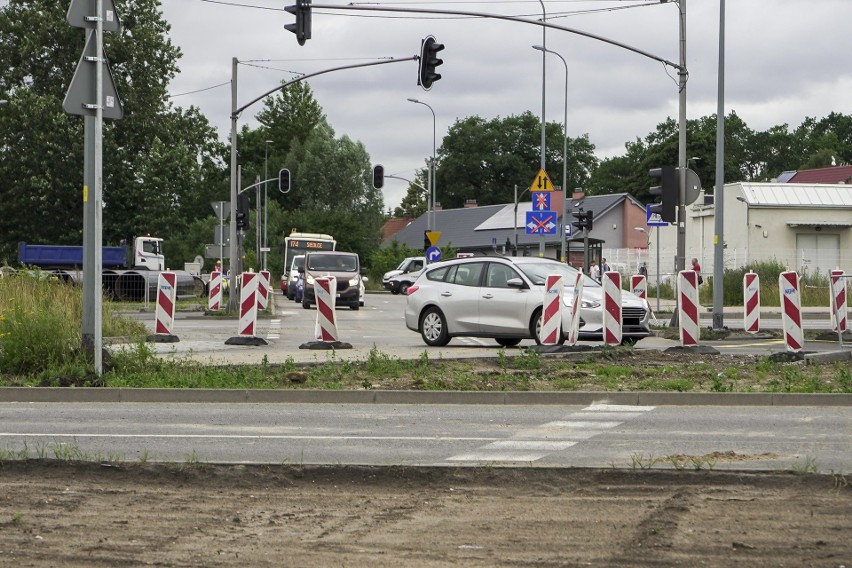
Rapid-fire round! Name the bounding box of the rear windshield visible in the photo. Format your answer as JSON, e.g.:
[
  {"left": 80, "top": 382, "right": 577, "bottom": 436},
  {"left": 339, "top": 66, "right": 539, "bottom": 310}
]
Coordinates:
[
  {"left": 291, "top": 256, "right": 304, "bottom": 269},
  {"left": 307, "top": 253, "right": 358, "bottom": 272}
]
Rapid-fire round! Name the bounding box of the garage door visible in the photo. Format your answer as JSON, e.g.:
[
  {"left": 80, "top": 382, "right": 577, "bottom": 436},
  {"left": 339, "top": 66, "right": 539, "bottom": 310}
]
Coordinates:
[{"left": 796, "top": 233, "right": 840, "bottom": 276}]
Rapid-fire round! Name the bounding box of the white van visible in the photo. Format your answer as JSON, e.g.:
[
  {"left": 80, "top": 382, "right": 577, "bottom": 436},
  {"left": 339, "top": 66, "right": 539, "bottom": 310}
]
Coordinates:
[{"left": 382, "top": 256, "right": 426, "bottom": 293}]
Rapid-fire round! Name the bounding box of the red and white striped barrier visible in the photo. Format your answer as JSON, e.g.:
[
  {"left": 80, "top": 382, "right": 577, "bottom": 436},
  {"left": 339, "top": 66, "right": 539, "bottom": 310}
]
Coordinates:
[
  {"left": 258, "top": 270, "right": 271, "bottom": 311},
  {"left": 630, "top": 274, "right": 647, "bottom": 301},
  {"left": 677, "top": 270, "right": 700, "bottom": 346},
  {"left": 779, "top": 271, "right": 803, "bottom": 352},
  {"left": 830, "top": 269, "right": 847, "bottom": 333},
  {"left": 602, "top": 271, "right": 622, "bottom": 346},
  {"left": 154, "top": 271, "right": 177, "bottom": 336},
  {"left": 540, "top": 274, "right": 564, "bottom": 345},
  {"left": 208, "top": 270, "right": 223, "bottom": 311},
  {"left": 314, "top": 276, "right": 339, "bottom": 342},
  {"left": 237, "top": 271, "right": 259, "bottom": 337},
  {"left": 743, "top": 271, "right": 760, "bottom": 334},
  {"left": 566, "top": 272, "right": 585, "bottom": 346}
]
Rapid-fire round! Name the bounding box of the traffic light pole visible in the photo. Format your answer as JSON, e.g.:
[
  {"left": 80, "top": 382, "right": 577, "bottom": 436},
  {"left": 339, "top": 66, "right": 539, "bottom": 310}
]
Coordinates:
[{"left": 673, "top": 0, "right": 688, "bottom": 327}]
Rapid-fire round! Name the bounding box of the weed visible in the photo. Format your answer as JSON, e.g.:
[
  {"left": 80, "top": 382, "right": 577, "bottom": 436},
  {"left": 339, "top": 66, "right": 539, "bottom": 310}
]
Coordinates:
[
  {"left": 511, "top": 349, "right": 541, "bottom": 371},
  {"left": 497, "top": 347, "right": 507, "bottom": 371},
  {"left": 11, "top": 512, "right": 23, "bottom": 524},
  {"left": 788, "top": 456, "right": 818, "bottom": 475}
]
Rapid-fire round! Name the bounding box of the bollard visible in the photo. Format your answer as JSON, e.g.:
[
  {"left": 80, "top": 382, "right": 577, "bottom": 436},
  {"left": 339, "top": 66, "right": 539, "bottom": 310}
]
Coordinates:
[
  {"left": 224, "top": 272, "right": 268, "bottom": 346},
  {"left": 779, "top": 271, "right": 803, "bottom": 352},
  {"left": 677, "top": 270, "right": 700, "bottom": 346},
  {"left": 743, "top": 271, "right": 760, "bottom": 334},
  {"left": 566, "top": 272, "right": 585, "bottom": 346},
  {"left": 630, "top": 274, "right": 647, "bottom": 301},
  {"left": 208, "top": 270, "right": 222, "bottom": 311},
  {"left": 314, "top": 276, "right": 339, "bottom": 342},
  {"left": 540, "top": 274, "right": 564, "bottom": 345},
  {"left": 602, "top": 271, "right": 622, "bottom": 346},
  {"left": 830, "top": 269, "right": 847, "bottom": 333},
  {"left": 147, "top": 272, "right": 179, "bottom": 343},
  {"left": 258, "top": 270, "right": 270, "bottom": 311}
]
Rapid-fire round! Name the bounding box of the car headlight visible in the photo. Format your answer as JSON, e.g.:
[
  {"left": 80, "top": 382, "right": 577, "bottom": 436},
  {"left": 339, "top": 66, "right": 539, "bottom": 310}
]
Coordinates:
[
  {"left": 306, "top": 275, "right": 315, "bottom": 285},
  {"left": 290, "top": 274, "right": 298, "bottom": 282},
  {"left": 581, "top": 300, "right": 600, "bottom": 309},
  {"left": 349, "top": 277, "right": 359, "bottom": 286}
]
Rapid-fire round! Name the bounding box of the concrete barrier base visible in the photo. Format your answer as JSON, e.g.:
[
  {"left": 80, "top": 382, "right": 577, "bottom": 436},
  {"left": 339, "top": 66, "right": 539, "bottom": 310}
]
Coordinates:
[
  {"left": 225, "top": 336, "right": 269, "bottom": 346},
  {"left": 664, "top": 344, "right": 721, "bottom": 355},
  {"left": 300, "top": 341, "right": 353, "bottom": 350},
  {"left": 528, "top": 344, "right": 594, "bottom": 354},
  {"left": 146, "top": 334, "right": 180, "bottom": 343}
]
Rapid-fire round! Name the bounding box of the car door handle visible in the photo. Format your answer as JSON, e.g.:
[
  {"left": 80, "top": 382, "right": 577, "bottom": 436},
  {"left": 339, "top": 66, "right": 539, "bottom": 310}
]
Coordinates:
[
  {"left": 481, "top": 293, "right": 493, "bottom": 299},
  {"left": 440, "top": 291, "right": 452, "bottom": 297}
]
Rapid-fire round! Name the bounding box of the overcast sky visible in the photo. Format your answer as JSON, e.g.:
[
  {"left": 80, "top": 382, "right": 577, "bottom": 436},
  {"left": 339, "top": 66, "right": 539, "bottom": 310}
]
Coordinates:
[{"left": 159, "top": 0, "right": 851, "bottom": 210}]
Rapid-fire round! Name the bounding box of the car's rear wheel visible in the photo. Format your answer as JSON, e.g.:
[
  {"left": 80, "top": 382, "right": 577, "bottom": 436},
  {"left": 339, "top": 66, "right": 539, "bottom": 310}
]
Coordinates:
[
  {"left": 420, "top": 307, "right": 450, "bottom": 347},
  {"left": 399, "top": 282, "right": 411, "bottom": 295},
  {"left": 495, "top": 338, "right": 522, "bottom": 347},
  {"left": 532, "top": 308, "right": 565, "bottom": 346},
  {"left": 302, "top": 299, "right": 311, "bottom": 309},
  {"left": 350, "top": 303, "right": 359, "bottom": 311}
]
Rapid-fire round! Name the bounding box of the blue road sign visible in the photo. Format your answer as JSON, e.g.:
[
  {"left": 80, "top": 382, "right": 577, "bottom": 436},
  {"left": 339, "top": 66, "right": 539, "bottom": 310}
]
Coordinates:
[
  {"left": 426, "top": 246, "right": 442, "bottom": 263},
  {"left": 646, "top": 204, "right": 668, "bottom": 227},
  {"left": 525, "top": 211, "right": 557, "bottom": 235},
  {"left": 532, "top": 191, "right": 551, "bottom": 211}
]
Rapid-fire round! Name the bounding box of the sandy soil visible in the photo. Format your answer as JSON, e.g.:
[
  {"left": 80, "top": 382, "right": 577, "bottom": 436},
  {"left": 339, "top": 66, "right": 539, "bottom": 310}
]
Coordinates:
[{"left": 1, "top": 462, "right": 849, "bottom": 567}]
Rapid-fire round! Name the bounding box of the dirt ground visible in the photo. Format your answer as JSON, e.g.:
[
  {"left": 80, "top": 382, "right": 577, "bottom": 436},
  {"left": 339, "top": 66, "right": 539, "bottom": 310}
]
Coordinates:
[{"left": 1, "top": 462, "right": 849, "bottom": 567}]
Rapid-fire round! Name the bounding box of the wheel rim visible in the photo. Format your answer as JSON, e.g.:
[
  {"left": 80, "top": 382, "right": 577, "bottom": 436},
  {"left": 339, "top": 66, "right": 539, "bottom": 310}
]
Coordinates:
[{"left": 423, "top": 311, "right": 443, "bottom": 342}]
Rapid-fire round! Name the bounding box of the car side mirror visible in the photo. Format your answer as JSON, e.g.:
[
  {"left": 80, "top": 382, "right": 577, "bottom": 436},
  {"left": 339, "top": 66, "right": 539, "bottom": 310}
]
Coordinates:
[{"left": 506, "top": 278, "right": 525, "bottom": 288}]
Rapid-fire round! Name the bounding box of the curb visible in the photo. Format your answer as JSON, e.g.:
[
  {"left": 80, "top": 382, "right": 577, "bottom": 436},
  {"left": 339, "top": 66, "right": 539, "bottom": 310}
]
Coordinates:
[{"left": 1, "top": 388, "right": 850, "bottom": 406}]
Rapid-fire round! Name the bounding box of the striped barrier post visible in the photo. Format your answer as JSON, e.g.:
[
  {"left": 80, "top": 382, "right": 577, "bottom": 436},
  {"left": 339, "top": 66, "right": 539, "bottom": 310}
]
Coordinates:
[
  {"left": 540, "top": 274, "right": 564, "bottom": 345},
  {"left": 830, "top": 269, "right": 847, "bottom": 333},
  {"left": 314, "top": 276, "right": 339, "bottom": 342},
  {"left": 779, "top": 271, "right": 803, "bottom": 352},
  {"left": 208, "top": 270, "right": 222, "bottom": 311},
  {"left": 258, "top": 270, "right": 271, "bottom": 311},
  {"left": 566, "top": 272, "right": 585, "bottom": 346},
  {"left": 602, "top": 271, "right": 622, "bottom": 346},
  {"left": 149, "top": 271, "right": 178, "bottom": 342},
  {"left": 238, "top": 271, "right": 259, "bottom": 337},
  {"left": 678, "top": 270, "right": 700, "bottom": 346},
  {"left": 743, "top": 271, "right": 760, "bottom": 334},
  {"left": 630, "top": 274, "right": 647, "bottom": 301}
]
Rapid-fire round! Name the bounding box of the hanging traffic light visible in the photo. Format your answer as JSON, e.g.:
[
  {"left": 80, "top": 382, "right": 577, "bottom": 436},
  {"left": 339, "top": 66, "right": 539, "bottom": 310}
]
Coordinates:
[
  {"left": 372, "top": 164, "right": 384, "bottom": 189},
  {"left": 236, "top": 193, "right": 249, "bottom": 231},
  {"left": 418, "top": 36, "right": 444, "bottom": 90},
  {"left": 278, "top": 168, "right": 291, "bottom": 193},
  {"left": 648, "top": 166, "right": 678, "bottom": 223},
  {"left": 284, "top": 0, "right": 312, "bottom": 46}
]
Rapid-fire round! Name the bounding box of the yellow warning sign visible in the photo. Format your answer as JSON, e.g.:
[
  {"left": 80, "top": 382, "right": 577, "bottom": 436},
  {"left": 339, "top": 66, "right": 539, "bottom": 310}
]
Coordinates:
[
  {"left": 426, "top": 231, "right": 442, "bottom": 246},
  {"left": 529, "top": 168, "right": 555, "bottom": 192}
]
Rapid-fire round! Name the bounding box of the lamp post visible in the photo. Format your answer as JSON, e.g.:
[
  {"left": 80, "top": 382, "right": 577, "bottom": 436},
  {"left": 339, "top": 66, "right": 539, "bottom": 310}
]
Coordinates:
[
  {"left": 532, "top": 44, "right": 568, "bottom": 264},
  {"left": 635, "top": 227, "right": 659, "bottom": 312},
  {"left": 407, "top": 98, "right": 436, "bottom": 233},
  {"left": 263, "top": 139, "right": 272, "bottom": 271}
]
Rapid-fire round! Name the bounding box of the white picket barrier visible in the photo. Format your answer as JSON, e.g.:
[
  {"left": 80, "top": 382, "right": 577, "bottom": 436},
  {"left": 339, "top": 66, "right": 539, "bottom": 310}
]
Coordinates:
[
  {"left": 237, "top": 272, "right": 259, "bottom": 337},
  {"left": 779, "top": 271, "right": 803, "bottom": 352},
  {"left": 314, "top": 276, "right": 339, "bottom": 342},
  {"left": 602, "top": 271, "right": 622, "bottom": 346},
  {"left": 540, "top": 274, "right": 564, "bottom": 345},
  {"left": 630, "top": 274, "right": 647, "bottom": 300},
  {"left": 743, "top": 271, "right": 760, "bottom": 334},
  {"left": 566, "top": 272, "right": 585, "bottom": 346},
  {"left": 208, "top": 270, "right": 222, "bottom": 311},
  {"left": 677, "top": 270, "right": 700, "bottom": 346},
  {"left": 258, "top": 270, "right": 270, "bottom": 311},
  {"left": 154, "top": 272, "right": 177, "bottom": 336},
  {"left": 830, "top": 269, "right": 847, "bottom": 333}
]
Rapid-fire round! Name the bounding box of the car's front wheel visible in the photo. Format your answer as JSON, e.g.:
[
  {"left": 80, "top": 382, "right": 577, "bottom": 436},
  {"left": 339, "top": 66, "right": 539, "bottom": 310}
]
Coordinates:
[
  {"left": 496, "top": 338, "right": 522, "bottom": 347},
  {"left": 420, "top": 307, "right": 450, "bottom": 347},
  {"left": 532, "top": 308, "right": 566, "bottom": 346},
  {"left": 399, "top": 282, "right": 411, "bottom": 295}
]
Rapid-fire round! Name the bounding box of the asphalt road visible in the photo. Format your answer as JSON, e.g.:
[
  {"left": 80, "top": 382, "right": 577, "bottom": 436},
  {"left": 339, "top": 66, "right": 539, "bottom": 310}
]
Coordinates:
[
  {"left": 1, "top": 401, "right": 849, "bottom": 472},
  {"left": 123, "top": 291, "right": 850, "bottom": 364}
]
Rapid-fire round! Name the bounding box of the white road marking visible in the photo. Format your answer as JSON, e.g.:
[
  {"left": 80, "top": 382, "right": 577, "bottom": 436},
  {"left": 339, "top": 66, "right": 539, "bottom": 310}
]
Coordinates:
[{"left": 447, "top": 451, "right": 551, "bottom": 462}]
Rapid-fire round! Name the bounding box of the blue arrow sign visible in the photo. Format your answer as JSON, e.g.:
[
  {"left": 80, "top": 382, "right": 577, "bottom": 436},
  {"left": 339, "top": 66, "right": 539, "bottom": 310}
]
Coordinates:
[
  {"left": 426, "top": 246, "right": 442, "bottom": 263},
  {"left": 532, "top": 191, "right": 551, "bottom": 211},
  {"left": 525, "top": 211, "right": 557, "bottom": 235},
  {"left": 646, "top": 204, "right": 668, "bottom": 227}
]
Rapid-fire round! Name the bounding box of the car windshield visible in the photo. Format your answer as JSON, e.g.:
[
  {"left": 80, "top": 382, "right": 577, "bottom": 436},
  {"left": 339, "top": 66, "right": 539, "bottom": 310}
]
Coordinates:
[
  {"left": 517, "top": 262, "right": 600, "bottom": 288},
  {"left": 308, "top": 254, "right": 357, "bottom": 272},
  {"left": 292, "top": 256, "right": 304, "bottom": 269}
]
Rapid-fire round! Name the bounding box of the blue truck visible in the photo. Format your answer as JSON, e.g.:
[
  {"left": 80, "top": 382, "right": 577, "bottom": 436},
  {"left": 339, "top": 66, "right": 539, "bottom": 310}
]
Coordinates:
[{"left": 17, "top": 236, "right": 164, "bottom": 270}]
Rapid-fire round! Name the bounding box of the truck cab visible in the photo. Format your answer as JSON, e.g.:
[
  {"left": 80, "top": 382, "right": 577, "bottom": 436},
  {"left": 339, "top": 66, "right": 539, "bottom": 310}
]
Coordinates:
[{"left": 134, "top": 236, "right": 165, "bottom": 270}]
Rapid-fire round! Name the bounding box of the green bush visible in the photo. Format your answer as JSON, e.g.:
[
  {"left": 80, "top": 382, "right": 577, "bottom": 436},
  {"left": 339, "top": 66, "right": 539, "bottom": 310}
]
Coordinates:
[{"left": 701, "top": 260, "right": 830, "bottom": 307}]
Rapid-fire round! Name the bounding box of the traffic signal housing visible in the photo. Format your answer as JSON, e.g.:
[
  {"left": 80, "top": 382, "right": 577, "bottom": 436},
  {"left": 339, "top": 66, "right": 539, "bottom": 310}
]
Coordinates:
[
  {"left": 648, "top": 166, "right": 678, "bottom": 223},
  {"left": 423, "top": 230, "right": 431, "bottom": 252},
  {"left": 418, "top": 36, "right": 444, "bottom": 90},
  {"left": 372, "top": 164, "right": 384, "bottom": 189},
  {"left": 236, "top": 193, "right": 249, "bottom": 231},
  {"left": 584, "top": 210, "right": 594, "bottom": 232},
  {"left": 571, "top": 210, "right": 593, "bottom": 233},
  {"left": 278, "top": 168, "right": 291, "bottom": 193},
  {"left": 285, "top": 0, "right": 312, "bottom": 46}
]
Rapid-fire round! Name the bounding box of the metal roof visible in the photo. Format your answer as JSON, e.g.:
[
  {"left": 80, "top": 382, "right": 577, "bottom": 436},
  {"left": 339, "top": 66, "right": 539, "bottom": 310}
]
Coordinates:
[{"left": 736, "top": 183, "right": 852, "bottom": 207}]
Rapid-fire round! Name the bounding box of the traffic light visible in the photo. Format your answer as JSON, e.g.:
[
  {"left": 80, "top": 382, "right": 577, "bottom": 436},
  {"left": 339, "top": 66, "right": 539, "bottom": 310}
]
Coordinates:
[
  {"left": 284, "top": 0, "right": 312, "bottom": 46},
  {"left": 571, "top": 210, "right": 587, "bottom": 233},
  {"left": 423, "top": 230, "right": 430, "bottom": 252},
  {"left": 418, "top": 36, "right": 444, "bottom": 90},
  {"left": 585, "top": 210, "right": 594, "bottom": 232},
  {"left": 372, "top": 164, "right": 384, "bottom": 189},
  {"left": 278, "top": 168, "right": 291, "bottom": 193},
  {"left": 236, "top": 193, "right": 249, "bottom": 231},
  {"left": 648, "top": 166, "right": 678, "bottom": 223}
]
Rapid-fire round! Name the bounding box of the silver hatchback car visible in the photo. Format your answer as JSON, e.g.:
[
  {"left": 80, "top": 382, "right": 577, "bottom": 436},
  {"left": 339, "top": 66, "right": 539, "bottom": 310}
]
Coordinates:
[{"left": 404, "top": 256, "right": 651, "bottom": 347}]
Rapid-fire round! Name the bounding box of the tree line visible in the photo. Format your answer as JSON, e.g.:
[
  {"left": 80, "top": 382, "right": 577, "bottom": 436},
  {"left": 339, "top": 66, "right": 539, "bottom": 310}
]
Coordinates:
[{"left": 2, "top": 0, "right": 849, "bottom": 279}]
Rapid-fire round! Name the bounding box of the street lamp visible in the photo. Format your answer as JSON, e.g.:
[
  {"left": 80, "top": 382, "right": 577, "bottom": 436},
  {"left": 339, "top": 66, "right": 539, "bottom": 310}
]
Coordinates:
[
  {"left": 532, "top": 44, "right": 568, "bottom": 264},
  {"left": 635, "top": 226, "right": 660, "bottom": 313},
  {"left": 407, "top": 98, "right": 436, "bottom": 233},
  {"left": 263, "top": 139, "right": 273, "bottom": 271}
]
